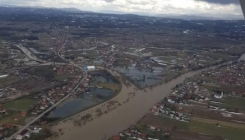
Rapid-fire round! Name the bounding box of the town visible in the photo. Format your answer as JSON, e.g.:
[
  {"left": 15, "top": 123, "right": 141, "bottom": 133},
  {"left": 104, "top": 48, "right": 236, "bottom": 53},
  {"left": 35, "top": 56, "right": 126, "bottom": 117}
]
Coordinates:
[
  {"left": 111, "top": 60, "right": 245, "bottom": 140},
  {"left": 0, "top": 5, "right": 245, "bottom": 140}
]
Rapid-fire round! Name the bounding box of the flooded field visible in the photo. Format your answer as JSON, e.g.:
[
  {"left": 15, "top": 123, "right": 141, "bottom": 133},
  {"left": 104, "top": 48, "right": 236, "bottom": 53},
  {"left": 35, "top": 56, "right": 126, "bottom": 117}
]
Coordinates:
[
  {"left": 47, "top": 98, "right": 97, "bottom": 118},
  {"left": 47, "top": 54, "right": 245, "bottom": 140},
  {"left": 47, "top": 70, "right": 118, "bottom": 119},
  {"left": 113, "top": 66, "right": 165, "bottom": 88},
  {"left": 47, "top": 88, "right": 116, "bottom": 119}
]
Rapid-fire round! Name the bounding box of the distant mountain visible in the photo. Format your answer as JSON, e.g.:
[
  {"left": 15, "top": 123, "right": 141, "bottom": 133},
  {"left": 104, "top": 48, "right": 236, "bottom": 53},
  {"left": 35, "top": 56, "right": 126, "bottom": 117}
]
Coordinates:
[
  {"left": 100, "top": 10, "right": 127, "bottom": 15},
  {"left": 0, "top": 5, "right": 92, "bottom": 14},
  {"left": 60, "top": 8, "right": 81, "bottom": 12},
  {"left": 157, "top": 13, "right": 244, "bottom": 20},
  {"left": 0, "top": 4, "right": 243, "bottom": 20},
  {"left": 100, "top": 10, "right": 243, "bottom": 20},
  {"left": 60, "top": 8, "right": 93, "bottom": 13},
  {"left": 98, "top": 10, "right": 155, "bottom": 16}
]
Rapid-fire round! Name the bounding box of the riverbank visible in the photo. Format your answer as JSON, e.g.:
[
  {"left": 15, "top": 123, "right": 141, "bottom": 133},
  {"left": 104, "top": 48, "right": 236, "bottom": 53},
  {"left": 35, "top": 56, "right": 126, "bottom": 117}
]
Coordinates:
[
  {"left": 46, "top": 67, "right": 201, "bottom": 140},
  {"left": 46, "top": 54, "right": 245, "bottom": 140}
]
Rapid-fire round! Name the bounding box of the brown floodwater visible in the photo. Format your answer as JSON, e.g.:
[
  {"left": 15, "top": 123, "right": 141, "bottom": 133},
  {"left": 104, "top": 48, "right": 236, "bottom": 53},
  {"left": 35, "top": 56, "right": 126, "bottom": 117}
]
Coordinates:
[{"left": 47, "top": 54, "right": 245, "bottom": 140}]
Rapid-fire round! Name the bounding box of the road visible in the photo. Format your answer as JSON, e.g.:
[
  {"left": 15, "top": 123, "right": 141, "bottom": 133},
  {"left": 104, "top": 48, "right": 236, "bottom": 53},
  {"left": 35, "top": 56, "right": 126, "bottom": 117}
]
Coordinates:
[
  {"left": 8, "top": 37, "right": 87, "bottom": 140},
  {"left": 46, "top": 54, "right": 245, "bottom": 140},
  {"left": 15, "top": 44, "right": 46, "bottom": 63}
]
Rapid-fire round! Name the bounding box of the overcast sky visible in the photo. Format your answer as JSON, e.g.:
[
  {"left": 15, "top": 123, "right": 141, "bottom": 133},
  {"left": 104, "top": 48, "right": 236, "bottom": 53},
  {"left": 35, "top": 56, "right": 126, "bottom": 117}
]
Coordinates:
[{"left": 0, "top": 0, "right": 243, "bottom": 16}]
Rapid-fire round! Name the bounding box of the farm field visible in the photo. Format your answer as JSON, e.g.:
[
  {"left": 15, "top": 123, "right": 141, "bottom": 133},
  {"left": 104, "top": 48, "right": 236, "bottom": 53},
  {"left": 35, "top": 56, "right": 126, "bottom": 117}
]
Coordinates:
[
  {"left": 3, "top": 97, "right": 37, "bottom": 111},
  {"left": 138, "top": 113, "right": 245, "bottom": 140}
]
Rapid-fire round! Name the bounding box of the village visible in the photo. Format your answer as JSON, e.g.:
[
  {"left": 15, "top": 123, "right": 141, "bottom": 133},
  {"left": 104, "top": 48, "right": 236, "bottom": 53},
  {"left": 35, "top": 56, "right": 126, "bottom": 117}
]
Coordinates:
[
  {"left": 0, "top": 6, "right": 245, "bottom": 140},
  {"left": 111, "top": 60, "right": 245, "bottom": 140}
]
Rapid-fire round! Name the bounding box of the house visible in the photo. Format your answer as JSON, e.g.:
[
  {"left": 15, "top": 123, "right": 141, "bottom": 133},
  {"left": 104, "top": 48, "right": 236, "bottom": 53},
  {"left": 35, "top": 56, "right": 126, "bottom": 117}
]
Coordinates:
[
  {"left": 112, "top": 136, "right": 120, "bottom": 140},
  {"left": 139, "top": 133, "right": 147, "bottom": 139},
  {"left": 159, "top": 109, "right": 165, "bottom": 114},
  {"left": 124, "top": 130, "right": 132, "bottom": 136},
  {"left": 33, "top": 127, "right": 42, "bottom": 134},
  {"left": 168, "top": 99, "right": 175, "bottom": 104},
  {"left": 221, "top": 113, "right": 232, "bottom": 117},
  {"left": 149, "top": 126, "right": 155, "bottom": 131},
  {"left": 214, "top": 92, "right": 224, "bottom": 99},
  {"left": 3, "top": 124, "right": 13, "bottom": 129},
  {"left": 151, "top": 107, "right": 157, "bottom": 113},
  {"left": 16, "top": 129, "right": 29, "bottom": 140},
  {"left": 164, "top": 129, "right": 171, "bottom": 137},
  {"left": 119, "top": 133, "right": 124, "bottom": 137},
  {"left": 14, "top": 115, "right": 21, "bottom": 121},
  {"left": 16, "top": 135, "right": 23, "bottom": 140},
  {"left": 40, "top": 106, "right": 45, "bottom": 110},
  {"left": 21, "top": 111, "right": 27, "bottom": 117},
  {"left": 0, "top": 109, "right": 6, "bottom": 114}
]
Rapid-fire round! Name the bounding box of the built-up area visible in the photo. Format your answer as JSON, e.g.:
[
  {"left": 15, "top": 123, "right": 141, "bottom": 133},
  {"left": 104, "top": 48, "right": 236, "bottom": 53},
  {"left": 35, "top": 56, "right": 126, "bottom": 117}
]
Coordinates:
[
  {"left": 0, "top": 6, "right": 245, "bottom": 140},
  {"left": 112, "top": 60, "right": 245, "bottom": 140}
]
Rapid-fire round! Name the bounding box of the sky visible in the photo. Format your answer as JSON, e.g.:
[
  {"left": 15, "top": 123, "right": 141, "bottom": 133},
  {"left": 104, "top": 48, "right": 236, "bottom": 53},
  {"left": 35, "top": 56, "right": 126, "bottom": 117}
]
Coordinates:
[{"left": 0, "top": 0, "right": 243, "bottom": 16}]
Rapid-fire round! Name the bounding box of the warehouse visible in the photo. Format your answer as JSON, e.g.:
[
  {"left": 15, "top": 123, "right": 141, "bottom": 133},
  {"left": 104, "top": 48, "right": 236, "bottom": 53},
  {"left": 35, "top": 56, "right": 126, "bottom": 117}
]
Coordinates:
[
  {"left": 0, "top": 75, "right": 8, "bottom": 79},
  {"left": 83, "top": 66, "right": 96, "bottom": 71}
]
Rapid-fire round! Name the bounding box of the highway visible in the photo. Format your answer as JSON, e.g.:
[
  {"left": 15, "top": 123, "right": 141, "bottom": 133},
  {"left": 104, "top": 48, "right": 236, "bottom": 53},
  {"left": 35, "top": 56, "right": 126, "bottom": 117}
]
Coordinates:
[
  {"left": 15, "top": 44, "right": 46, "bottom": 63},
  {"left": 8, "top": 36, "right": 87, "bottom": 140}
]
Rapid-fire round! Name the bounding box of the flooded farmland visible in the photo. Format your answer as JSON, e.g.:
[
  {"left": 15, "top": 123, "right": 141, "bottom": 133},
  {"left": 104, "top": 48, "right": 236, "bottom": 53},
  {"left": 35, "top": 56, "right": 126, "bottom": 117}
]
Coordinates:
[
  {"left": 113, "top": 66, "right": 165, "bottom": 88},
  {"left": 47, "top": 70, "right": 119, "bottom": 119}
]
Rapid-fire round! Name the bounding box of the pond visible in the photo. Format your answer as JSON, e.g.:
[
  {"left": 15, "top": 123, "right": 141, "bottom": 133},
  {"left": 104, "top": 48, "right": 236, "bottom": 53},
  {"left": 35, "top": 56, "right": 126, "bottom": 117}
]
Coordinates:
[{"left": 48, "top": 87, "right": 115, "bottom": 118}]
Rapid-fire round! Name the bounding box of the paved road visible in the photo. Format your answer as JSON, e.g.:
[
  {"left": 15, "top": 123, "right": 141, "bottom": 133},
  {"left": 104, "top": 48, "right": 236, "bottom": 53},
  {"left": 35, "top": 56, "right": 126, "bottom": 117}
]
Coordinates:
[
  {"left": 46, "top": 53, "right": 245, "bottom": 140},
  {"left": 15, "top": 44, "right": 46, "bottom": 63},
  {"left": 8, "top": 37, "right": 87, "bottom": 140}
]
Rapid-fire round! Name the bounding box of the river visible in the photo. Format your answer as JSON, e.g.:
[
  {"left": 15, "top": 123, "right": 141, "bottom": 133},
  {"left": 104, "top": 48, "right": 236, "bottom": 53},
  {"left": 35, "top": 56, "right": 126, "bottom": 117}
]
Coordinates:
[{"left": 47, "top": 54, "right": 245, "bottom": 140}]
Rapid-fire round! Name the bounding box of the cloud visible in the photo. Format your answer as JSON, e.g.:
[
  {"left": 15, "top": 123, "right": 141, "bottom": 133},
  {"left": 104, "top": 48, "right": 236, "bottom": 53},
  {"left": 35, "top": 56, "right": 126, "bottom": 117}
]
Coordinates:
[
  {"left": 103, "top": 0, "right": 115, "bottom": 3},
  {"left": 195, "top": 0, "right": 240, "bottom": 5},
  {"left": 0, "top": 0, "right": 243, "bottom": 17}
]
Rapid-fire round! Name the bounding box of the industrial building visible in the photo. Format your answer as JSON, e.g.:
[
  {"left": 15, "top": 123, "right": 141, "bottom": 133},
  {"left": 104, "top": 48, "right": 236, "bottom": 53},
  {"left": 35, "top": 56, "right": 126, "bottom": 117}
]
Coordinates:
[
  {"left": 83, "top": 66, "right": 96, "bottom": 71},
  {"left": 0, "top": 75, "right": 8, "bottom": 79}
]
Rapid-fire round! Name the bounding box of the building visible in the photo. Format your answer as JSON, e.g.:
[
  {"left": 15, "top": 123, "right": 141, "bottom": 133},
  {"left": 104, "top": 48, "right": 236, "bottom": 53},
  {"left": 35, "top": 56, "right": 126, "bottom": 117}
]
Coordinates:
[
  {"left": 83, "top": 66, "right": 96, "bottom": 71},
  {"left": 0, "top": 75, "right": 8, "bottom": 79},
  {"left": 16, "top": 129, "right": 29, "bottom": 140},
  {"left": 214, "top": 92, "right": 223, "bottom": 99}
]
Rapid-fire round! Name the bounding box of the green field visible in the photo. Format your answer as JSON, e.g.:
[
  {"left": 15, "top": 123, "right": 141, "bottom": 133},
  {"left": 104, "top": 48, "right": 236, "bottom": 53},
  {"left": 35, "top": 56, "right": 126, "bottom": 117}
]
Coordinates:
[
  {"left": 223, "top": 96, "right": 245, "bottom": 107},
  {"left": 196, "top": 75, "right": 219, "bottom": 84},
  {"left": 28, "top": 65, "right": 55, "bottom": 80},
  {"left": 54, "top": 74, "right": 75, "bottom": 82},
  {"left": 138, "top": 114, "right": 189, "bottom": 131},
  {"left": 190, "top": 121, "right": 245, "bottom": 140},
  {"left": 0, "top": 111, "right": 26, "bottom": 125},
  {"left": 140, "top": 114, "right": 245, "bottom": 140},
  {"left": 28, "top": 132, "right": 52, "bottom": 140},
  {"left": 136, "top": 125, "right": 169, "bottom": 140},
  {"left": 211, "top": 96, "right": 245, "bottom": 112},
  {"left": 5, "top": 127, "right": 18, "bottom": 137},
  {"left": 0, "top": 76, "right": 19, "bottom": 86},
  {"left": 4, "top": 97, "right": 37, "bottom": 111}
]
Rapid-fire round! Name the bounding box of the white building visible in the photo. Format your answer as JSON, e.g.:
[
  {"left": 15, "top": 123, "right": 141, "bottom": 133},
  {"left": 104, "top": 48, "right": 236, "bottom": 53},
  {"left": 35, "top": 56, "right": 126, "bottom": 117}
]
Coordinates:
[
  {"left": 0, "top": 75, "right": 8, "bottom": 79},
  {"left": 83, "top": 66, "right": 96, "bottom": 71},
  {"left": 214, "top": 92, "right": 224, "bottom": 99}
]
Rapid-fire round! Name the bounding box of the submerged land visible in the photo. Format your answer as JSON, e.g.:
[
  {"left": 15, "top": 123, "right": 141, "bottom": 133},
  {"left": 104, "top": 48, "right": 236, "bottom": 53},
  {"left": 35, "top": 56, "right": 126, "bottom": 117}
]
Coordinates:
[{"left": 0, "top": 6, "right": 245, "bottom": 140}]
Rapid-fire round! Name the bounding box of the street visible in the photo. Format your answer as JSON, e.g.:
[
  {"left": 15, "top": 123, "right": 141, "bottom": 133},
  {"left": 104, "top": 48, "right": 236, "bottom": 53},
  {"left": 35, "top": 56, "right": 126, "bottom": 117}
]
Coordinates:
[{"left": 8, "top": 36, "right": 87, "bottom": 140}]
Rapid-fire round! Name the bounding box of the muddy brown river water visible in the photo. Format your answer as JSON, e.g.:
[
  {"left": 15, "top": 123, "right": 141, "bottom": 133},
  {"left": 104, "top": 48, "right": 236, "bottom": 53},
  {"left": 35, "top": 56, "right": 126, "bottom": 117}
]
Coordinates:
[{"left": 47, "top": 54, "right": 245, "bottom": 140}]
